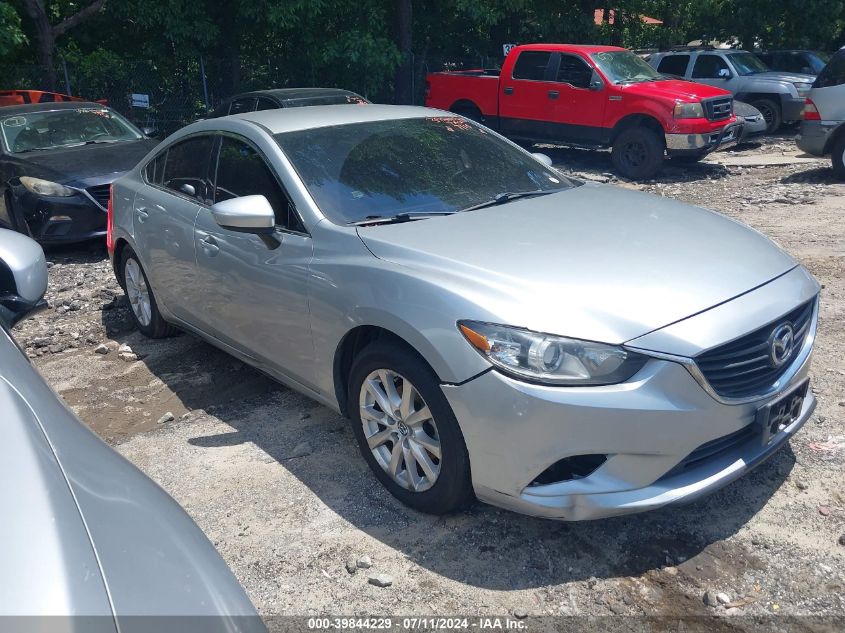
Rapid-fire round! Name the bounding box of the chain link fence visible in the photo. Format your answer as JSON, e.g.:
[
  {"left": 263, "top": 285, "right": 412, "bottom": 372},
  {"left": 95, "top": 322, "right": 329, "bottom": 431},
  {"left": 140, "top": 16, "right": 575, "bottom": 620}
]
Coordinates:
[{"left": 3, "top": 53, "right": 505, "bottom": 136}]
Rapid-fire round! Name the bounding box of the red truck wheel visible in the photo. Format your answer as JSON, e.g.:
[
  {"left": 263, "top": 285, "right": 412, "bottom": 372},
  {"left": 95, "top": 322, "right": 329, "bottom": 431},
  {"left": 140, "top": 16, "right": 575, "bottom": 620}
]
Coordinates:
[{"left": 611, "top": 128, "right": 664, "bottom": 180}]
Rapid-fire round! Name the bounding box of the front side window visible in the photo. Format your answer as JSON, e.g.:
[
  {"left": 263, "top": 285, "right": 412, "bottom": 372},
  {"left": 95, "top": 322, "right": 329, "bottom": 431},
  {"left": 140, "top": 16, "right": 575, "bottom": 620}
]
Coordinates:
[
  {"left": 275, "top": 116, "right": 573, "bottom": 225},
  {"left": 692, "top": 54, "right": 731, "bottom": 79},
  {"left": 657, "top": 54, "right": 691, "bottom": 77},
  {"left": 0, "top": 107, "right": 143, "bottom": 154},
  {"left": 512, "top": 51, "right": 552, "bottom": 81},
  {"left": 228, "top": 98, "right": 256, "bottom": 115},
  {"left": 256, "top": 98, "right": 277, "bottom": 111},
  {"left": 161, "top": 135, "right": 214, "bottom": 201},
  {"left": 214, "top": 136, "right": 303, "bottom": 231},
  {"left": 590, "top": 51, "right": 661, "bottom": 84},
  {"left": 555, "top": 55, "right": 593, "bottom": 88}
]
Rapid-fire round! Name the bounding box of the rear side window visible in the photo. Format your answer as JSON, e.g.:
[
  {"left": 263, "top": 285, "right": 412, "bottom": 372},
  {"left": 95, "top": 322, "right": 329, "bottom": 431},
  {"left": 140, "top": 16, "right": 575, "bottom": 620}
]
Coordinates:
[
  {"left": 692, "top": 54, "right": 730, "bottom": 79},
  {"left": 815, "top": 51, "right": 845, "bottom": 88},
  {"left": 228, "top": 98, "right": 256, "bottom": 115},
  {"left": 657, "top": 54, "right": 690, "bottom": 77},
  {"left": 555, "top": 54, "right": 593, "bottom": 88},
  {"left": 256, "top": 98, "right": 277, "bottom": 111},
  {"left": 512, "top": 51, "right": 551, "bottom": 81},
  {"left": 214, "top": 136, "right": 304, "bottom": 232},
  {"left": 161, "top": 135, "right": 214, "bottom": 202},
  {"left": 144, "top": 152, "right": 167, "bottom": 185}
]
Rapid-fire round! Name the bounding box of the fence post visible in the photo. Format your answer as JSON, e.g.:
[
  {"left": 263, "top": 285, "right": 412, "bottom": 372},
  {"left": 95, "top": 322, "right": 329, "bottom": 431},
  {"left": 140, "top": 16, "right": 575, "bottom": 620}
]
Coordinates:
[
  {"left": 199, "top": 55, "right": 210, "bottom": 109},
  {"left": 61, "top": 59, "right": 72, "bottom": 95}
]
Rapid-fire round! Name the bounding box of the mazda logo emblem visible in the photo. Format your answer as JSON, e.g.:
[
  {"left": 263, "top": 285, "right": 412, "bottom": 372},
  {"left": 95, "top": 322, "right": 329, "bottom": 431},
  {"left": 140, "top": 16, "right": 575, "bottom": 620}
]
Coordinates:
[{"left": 769, "top": 323, "right": 795, "bottom": 368}]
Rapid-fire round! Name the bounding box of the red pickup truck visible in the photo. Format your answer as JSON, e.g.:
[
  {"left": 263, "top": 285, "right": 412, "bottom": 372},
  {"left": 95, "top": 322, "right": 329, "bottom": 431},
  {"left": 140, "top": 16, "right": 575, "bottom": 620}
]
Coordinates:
[{"left": 425, "top": 44, "right": 742, "bottom": 179}]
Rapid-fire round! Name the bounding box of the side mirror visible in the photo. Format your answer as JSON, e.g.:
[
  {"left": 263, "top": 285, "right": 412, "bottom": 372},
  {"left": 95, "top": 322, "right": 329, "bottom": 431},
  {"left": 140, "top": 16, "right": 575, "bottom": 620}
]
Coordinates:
[
  {"left": 532, "top": 152, "right": 553, "bottom": 167},
  {"left": 717, "top": 68, "right": 732, "bottom": 79},
  {"left": 141, "top": 126, "right": 158, "bottom": 138},
  {"left": 0, "top": 229, "right": 48, "bottom": 328},
  {"left": 211, "top": 195, "right": 276, "bottom": 235},
  {"left": 589, "top": 70, "right": 604, "bottom": 91}
]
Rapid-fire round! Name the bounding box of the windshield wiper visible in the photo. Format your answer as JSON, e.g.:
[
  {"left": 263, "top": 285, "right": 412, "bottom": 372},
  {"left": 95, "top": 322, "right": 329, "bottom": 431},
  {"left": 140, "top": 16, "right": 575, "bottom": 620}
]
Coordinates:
[
  {"left": 459, "top": 189, "right": 559, "bottom": 213},
  {"left": 348, "top": 211, "right": 455, "bottom": 227}
]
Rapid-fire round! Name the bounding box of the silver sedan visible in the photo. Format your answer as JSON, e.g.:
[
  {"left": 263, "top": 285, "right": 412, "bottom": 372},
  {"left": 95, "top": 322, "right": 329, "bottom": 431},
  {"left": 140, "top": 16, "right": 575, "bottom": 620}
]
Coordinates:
[{"left": 108, "top": 105, "right": 819, "bottom": 520}]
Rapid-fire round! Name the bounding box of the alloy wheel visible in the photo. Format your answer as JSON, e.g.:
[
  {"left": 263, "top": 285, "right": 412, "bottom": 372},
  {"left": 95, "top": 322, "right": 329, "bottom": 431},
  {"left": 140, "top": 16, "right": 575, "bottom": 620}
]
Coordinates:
[
  {"left": 622, "top": 141, "right": 647, "bottom": 168},
  {"left": 359, "top": 369, "right": 442, "bottom": 492},
  {"left": 124, "top": 258, "right": 152, "bottom": 327}
]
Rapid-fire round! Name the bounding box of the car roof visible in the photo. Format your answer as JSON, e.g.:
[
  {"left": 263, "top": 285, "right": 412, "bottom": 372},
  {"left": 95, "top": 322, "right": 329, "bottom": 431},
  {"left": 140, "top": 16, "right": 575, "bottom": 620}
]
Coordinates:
[
  {"left": 228, "top": 88, "right": 362, "bottom": 102},
  {"left": 517, "top": 43, "right": 627, "bottom": 54},
  {"left": 0, "top": 101, "right": 106, "bottom": 116},
  {"left": 228, "top": 104, "right": 446, "bottom": 135}
]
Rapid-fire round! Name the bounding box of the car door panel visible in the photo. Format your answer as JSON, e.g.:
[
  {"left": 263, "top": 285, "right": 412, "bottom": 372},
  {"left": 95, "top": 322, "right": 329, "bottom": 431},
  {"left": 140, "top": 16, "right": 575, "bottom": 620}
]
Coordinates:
[
  {"left": 500, "top": 50, "right": 557, "bottom": 140},
  {"left": 549, "top": 53, "right": 607, "bottom": 143}
]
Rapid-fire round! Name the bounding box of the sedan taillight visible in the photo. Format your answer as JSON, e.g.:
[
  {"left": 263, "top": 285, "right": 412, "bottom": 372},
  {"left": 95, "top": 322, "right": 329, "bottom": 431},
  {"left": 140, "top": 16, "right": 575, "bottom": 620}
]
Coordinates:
[
  {"left": 802, "top": 98, "right": 821, "bottom": 121},
  {"left": 106, "top": 184, "right": 114, "bottom": 254}
]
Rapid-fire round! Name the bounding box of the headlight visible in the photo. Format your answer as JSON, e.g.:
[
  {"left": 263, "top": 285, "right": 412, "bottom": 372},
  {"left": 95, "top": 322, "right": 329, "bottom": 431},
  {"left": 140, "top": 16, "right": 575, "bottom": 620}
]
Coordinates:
[
  {"left": 793, "top": 82, "right": 812, "bottom": 97},
  {"left": 673, "top": 102, "right": 705, "bottom": 119},
  {"left": 19, "top": 176, "right": 75, "bottom": 197},
  {"left": 458, "top": 321, "right": 648, "bottom": 386}
]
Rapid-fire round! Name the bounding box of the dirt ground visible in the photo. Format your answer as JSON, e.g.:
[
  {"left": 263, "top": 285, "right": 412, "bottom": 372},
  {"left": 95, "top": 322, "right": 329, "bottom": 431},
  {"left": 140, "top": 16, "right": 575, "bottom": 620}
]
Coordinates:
[{"left": 17, "top": 133, "right": 845, "bottom": 624}]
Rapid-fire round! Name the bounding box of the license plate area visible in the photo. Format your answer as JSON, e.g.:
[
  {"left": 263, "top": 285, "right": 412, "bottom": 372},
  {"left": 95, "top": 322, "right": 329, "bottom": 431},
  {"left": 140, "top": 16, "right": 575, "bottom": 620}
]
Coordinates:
[{"left": 755, "top": 380, "right": 809, "bottom": 445}]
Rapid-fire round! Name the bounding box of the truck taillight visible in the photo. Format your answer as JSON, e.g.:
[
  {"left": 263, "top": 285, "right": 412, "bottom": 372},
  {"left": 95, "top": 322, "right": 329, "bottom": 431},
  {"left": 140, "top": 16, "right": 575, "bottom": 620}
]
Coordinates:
[
  {"left": 106, "top": 184, "right": 114, "bottom": 254},
  {"left": 802, "top": 98, "right": 821, "bottom": 121}
]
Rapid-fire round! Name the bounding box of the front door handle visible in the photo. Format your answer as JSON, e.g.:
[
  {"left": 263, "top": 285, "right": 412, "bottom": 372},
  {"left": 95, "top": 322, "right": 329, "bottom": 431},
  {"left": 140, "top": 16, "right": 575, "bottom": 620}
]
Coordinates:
[
  {"left": 200, "top": 235, "right": 219, "bottom": 255},
  {"left": 503, "top": 86, "right": 514, "bottom": 95},
  {"left": 135, "top": 207, "right": 149, "bottom": 222},
  {"left": 548, "top": 90, "right": 559, "bottom": 100}
]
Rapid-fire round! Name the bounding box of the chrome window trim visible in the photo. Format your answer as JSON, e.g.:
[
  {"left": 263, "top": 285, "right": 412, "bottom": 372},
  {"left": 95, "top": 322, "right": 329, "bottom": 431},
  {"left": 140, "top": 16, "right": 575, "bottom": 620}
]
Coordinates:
[{"left": 627, "top": 297, "right": 819, "bottom": 406}]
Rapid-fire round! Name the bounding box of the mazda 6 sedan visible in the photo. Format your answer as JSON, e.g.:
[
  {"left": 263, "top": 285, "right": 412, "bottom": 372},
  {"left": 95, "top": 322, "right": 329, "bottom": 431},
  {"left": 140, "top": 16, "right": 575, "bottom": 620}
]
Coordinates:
[{"left": 108, "top": 105, "right": 819, "bottom": 520}]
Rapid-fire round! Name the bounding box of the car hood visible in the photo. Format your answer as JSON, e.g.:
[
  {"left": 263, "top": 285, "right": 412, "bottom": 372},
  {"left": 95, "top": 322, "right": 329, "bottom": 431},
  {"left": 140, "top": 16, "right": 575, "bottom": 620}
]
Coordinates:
[
  {"left": 14, "top": 138, "right": 158, "bottom": 187},
  {"left": 357, "top": 183, "right": 797, "bottom": 344},
  {"left": 750, "top": 71, "right": 816, "bottom": 83},
  {"left": 621, "top": 78, "right": 731, "bottom": 101}
]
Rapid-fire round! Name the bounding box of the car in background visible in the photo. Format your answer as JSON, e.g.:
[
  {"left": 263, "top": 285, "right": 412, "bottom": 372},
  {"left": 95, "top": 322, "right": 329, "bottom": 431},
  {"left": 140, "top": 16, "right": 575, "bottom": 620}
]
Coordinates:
[
  {"left": 0, "top": 89, "right": 106, "bottom": 107},
  {"left": 735, "top": 100, "right": 768, "bottom": 141},
  {"left": 108, "top": 104, "right": 818, "bottom": 521},
  {"left": 757, "top": 50, "right": 830, "bottom": 76},
  {"left": 647, "top": 48, "right": 815, "bottom": 132},
  {"left": 798, "top": 47, "right": 845, "bottom": 179},
  {"left": 208, "top": 88, "right": 369, "bottom": 118},
  {"left": 0, "top": 101, "right": 158, "bottom": 244},
  {"left": 0, "top": 228, "right": 265, "bottom": 631},
  {"left": 425, "top": 44, "right": 741, "bottom": 180}
]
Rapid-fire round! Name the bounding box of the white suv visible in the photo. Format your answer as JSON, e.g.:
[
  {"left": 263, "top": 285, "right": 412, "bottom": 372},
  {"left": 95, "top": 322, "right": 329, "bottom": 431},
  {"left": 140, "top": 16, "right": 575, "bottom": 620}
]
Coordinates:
[{"left": 798, "top": 47, "right": 845, "bottom": 180}]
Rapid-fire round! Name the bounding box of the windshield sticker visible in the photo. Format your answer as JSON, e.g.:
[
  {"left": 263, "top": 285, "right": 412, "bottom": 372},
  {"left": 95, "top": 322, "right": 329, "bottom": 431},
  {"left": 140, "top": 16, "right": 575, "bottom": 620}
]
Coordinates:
[{"left": 1, "top": 116, "right": 26, "bottom": 127}]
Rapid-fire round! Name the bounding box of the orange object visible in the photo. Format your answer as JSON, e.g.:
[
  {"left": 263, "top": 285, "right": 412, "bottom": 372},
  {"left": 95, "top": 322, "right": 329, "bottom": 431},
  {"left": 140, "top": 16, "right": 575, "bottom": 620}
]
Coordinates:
[{"left": 0, "top": 89, "right": 108, "bottom": 107}]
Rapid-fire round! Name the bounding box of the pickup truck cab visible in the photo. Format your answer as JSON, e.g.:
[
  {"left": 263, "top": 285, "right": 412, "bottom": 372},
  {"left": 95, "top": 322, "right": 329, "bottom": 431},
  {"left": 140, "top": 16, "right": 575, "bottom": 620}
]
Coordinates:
[{"left": 425, "top": 44, "right": 741, "bottom": 179}]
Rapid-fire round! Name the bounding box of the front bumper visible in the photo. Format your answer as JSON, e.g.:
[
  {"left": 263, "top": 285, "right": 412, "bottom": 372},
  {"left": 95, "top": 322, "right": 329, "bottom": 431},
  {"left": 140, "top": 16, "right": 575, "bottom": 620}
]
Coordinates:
[
  {"left": 797, "top": 120, "right": 841, "bottom": 156},
  {"left": 665, "top": 120, "right": 743, "bottom": 156},
  {"left": 443, "top": 268, "right": 819, "bottom": 521},
  {"left": 10, "top": 184, "right": 107, "bottom": 244}
]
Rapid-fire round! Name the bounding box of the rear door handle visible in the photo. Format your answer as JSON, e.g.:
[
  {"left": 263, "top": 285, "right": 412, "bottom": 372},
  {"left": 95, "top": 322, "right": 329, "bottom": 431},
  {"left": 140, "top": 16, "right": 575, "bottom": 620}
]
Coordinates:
[
  {"left": 548, "top": 90, "right": 559, "bottom": 99},
  {"left": 200, "top": 235, "right": 219, "bottom": 255},
  {"left": 503, "top": 86, "right": 514, "bottom": 95}
]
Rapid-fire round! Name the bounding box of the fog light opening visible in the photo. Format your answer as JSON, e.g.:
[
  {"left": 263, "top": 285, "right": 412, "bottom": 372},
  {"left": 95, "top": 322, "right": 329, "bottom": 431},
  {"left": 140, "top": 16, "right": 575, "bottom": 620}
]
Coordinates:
[{"left": 528, "top": 454, "right": 608, "bottom": 487}]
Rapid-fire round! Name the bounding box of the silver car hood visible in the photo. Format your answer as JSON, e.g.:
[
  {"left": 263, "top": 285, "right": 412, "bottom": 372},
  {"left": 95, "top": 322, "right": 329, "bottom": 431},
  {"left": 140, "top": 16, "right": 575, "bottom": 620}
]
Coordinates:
[{"left": 357, "top": 183, "right": 797, "bottom": 344}]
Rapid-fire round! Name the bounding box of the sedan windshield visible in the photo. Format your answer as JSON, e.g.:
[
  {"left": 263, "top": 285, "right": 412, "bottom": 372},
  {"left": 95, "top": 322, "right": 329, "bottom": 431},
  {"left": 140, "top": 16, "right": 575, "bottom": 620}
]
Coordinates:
[
  {"left": 727, "top": 52, "right": 770, "bottom": 75},
  {"left": 590, "top": 51, "right": 662, "bottom": 84},
  {"left": 0, "top": 107, "right": 143, "bottom": 154},
  {"left": 275, "top": 117, "right": 572, "bottom": 225}
]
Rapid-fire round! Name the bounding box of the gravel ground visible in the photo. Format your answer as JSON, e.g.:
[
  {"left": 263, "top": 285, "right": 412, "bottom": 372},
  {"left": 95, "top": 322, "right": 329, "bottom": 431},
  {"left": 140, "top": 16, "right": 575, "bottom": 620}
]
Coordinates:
[{"left": 16, "top": 133, "right": 845, "bottom": 624}]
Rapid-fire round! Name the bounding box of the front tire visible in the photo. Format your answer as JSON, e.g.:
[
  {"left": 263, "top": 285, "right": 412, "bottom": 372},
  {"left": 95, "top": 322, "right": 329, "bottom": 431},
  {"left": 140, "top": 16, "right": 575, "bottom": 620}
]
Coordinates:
[
  {"left": 831, "top": 135, "right": 845, "bottom": 181},
  {"left": 348, "top": 342, "right": 473, "bottom": 514},
  {"left": 750, "top": 98, "right": 782, "bottom": 133},
  {"left": 120, "top": 246, "right": 177, "bottom": 338},
  {"left": 611, "top": 128, "right": 665, "bottom": 180}
]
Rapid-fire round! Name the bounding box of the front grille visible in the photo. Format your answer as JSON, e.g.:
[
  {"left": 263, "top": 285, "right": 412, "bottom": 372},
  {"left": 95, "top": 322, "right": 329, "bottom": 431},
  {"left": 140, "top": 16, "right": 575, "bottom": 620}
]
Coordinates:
[
  {"left": 660, "top": 424, "right": 757, "bottom": 480},
  {"left": 695, "top": 299, "right": 815, "bottom": 399},
  {"left": 86, "top": 184, "right": 111, "bottom": 210},
  {"left": 703, "top": 97, "right": 733, "bottom": 121}
]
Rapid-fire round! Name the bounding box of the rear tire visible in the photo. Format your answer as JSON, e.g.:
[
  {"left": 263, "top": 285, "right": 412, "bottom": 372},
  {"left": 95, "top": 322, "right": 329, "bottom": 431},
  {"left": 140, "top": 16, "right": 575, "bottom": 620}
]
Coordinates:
[
  {"left": 120, "top": 246, "right": 178, "bottom": 339},
  {"left": 450, "top": 102, "right": 484, "bottom": 125},
  {"left": 611, "top": 127, "right": 664, "bottom": 180},
  {"left": 750, "top": 98, "right": 782, "bottom": 133},
  {"left": 347, "top": 342, "right": 474, "bottom": 515},
  {"left": 831, "top": 135, "right": 845, "bottom": 181}
]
